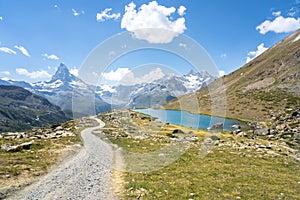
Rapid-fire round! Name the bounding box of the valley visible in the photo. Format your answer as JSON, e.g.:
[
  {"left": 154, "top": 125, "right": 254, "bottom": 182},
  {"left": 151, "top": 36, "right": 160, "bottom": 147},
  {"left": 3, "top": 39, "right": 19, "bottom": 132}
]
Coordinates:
[{"left": 0, "top": 4, "right": 299, "bottom": 199}]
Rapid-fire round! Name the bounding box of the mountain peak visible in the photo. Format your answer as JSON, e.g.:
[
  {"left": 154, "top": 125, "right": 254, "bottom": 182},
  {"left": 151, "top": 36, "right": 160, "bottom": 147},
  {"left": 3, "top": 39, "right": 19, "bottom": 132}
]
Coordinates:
[
  {"left": 187, "top": 69, "right": 196, "bottom": 75},
  {"left": 51, "top": 63, "right": 76, "bottom": 82}
]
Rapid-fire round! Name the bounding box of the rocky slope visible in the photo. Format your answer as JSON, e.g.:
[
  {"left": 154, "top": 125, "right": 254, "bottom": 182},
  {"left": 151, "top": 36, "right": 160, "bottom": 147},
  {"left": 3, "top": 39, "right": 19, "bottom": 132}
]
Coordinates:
[
  {"left": 0, "top": 85, "right": 69, "bottom": 132},
  {"left": 164, "top": 29, "right": 300, "bottom": 122}
]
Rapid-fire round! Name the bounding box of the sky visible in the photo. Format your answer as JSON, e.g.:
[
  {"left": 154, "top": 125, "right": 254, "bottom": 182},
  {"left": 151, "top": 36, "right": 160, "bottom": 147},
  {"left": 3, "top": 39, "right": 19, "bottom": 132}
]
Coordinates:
[{"left": 0, "top": 0, "right": 300, "bottom": 84}]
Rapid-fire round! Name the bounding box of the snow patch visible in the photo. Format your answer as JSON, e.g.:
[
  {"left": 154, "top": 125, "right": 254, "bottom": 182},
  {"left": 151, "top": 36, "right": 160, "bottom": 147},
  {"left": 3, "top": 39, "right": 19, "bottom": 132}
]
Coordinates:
[
  {"left": 293, "top": 33, "right": 300, "bottom": 42},
  {"left": 34, "top": 80, "right": 63, "bottom": 89},
  {"left": 100, "top": 85, "right": 116, "bottom": 93},
  {"left": 0, "top": 77, "right": 10, "bottom": 81},
  {"left": 70, "top": 81, "right": 88, "bottom": 89}
]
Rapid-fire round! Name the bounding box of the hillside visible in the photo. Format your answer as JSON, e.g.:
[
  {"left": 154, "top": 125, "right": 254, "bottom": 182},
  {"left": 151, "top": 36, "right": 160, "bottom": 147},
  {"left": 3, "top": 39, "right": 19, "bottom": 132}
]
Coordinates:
[
  {"left": 164, "top": 29, "right": 300, "bottom": 122},
  {"left": 0, "top": 85, "right": 69, "bottom": 132}
]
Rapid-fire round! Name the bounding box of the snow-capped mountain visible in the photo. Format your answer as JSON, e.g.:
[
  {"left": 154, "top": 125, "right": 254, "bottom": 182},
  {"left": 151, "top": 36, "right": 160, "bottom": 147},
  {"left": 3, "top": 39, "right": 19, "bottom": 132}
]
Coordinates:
[
  {"left": 0, "top": 64, "right": 214, "bottom": 113},
  {"left": 96, "top": 70, "right": 216, "bottom": 108},
  {"left": 32, "top": 63, "right": 111, "bottom": 114},
  {"left": 0, "top": 63, "right": 111, "bottom": 116}
]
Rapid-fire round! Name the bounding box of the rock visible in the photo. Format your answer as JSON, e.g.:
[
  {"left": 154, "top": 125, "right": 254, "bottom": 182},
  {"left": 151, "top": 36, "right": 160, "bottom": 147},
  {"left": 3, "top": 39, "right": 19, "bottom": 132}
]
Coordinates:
[
  {"left": 210, "top": 135, "right": 220, "bottom": 141},
  {"left": 184, "top": 136, "right": 198, "bottom": 142},
  {"left": 237, "top": 132, "right": 246, "bottom": 137},
  {"left": 232, "top": 124, "right": 241, "bottom": 129},
  {"left": 172, "top": 129, "right": 185, "bottom": 134},
  {"left": 203, "top": 138, "right": 213, "bottom": 144},
  {"left": 1, "top": 140, "right": 34, "bottom": 152},
  {"left": 232, "top": 129, "right": 242, "bottom": 135},
  {"left": 208, "top": 123, "right": 223, "bottom": 130},
  {"left": 291, "top": 111, "right": 299, "bottom": 117},
  {"left": 55, "top": 126, "right": 64, "bottom": 131}
]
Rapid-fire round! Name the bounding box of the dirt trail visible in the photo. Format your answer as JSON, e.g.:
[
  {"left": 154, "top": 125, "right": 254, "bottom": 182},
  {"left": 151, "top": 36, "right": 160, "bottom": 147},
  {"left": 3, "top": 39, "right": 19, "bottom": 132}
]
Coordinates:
[{"left": 7, "top": 116, "right": 118, "bottom": 200}]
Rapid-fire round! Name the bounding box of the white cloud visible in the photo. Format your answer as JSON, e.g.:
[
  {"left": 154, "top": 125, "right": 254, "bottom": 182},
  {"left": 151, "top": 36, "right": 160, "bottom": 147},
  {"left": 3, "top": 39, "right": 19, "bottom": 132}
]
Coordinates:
[
  {"left": 122, "top": 68, "right": 165, "bottom": 85},
  {"left": 101, "top": 67, "right": 165, "bottom": 85},
  {"left": 101, "top": 68, "right": 131, "bottom": 82},
  {"left": 218, "top": 70, "right": 225, "bottom": 77},
  {"left": 16, "top": 68, "right": 51, "bottom": 79},
  {"left": 289, "top": 6, "right": 300, "bottom": 17},
  {"left": 72, "top": 9, "right": 84, "bottom": 17},
  {"left": 70, "top": 68, "right": 79, "bottom": 76},
  {"left": 72, "top": 9, "right": 80, "bottom": 16},
  {"left": 96, "top": 8, "right": 121, "bottom": 22},
  {"left": 0, "top": 47, "right": 16, "bottom": 55},
  {"left": 14, "top": 45, "right": 30, "bottom": 57},
  {"left": 0, "top": 16, "right": 3, "bottom": 21},
  {"left": 0, "top": 71, "right": 10, "bottom": 76},
  {"left": 121, "top": 1, "right": 187, "bottom": 44},
  {"left": 178, "top": 6, "right": 186, "bottom": 16},
  {"left": 256, "top": 16, "right": 300, "bottom": 34},
  {"left": 42, "top": 53, "right": 60, "bottom": 60},
  {"left": 272, "top": 11, "right": 281, "bottom": 17},
  {"left": 246, "top": 43, "right": 268, "bottom": 63}
]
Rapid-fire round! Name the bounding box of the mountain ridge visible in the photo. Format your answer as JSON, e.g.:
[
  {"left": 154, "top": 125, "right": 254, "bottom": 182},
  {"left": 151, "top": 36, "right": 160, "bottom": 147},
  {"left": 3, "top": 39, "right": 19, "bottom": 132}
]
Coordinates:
[
  {"left": 164, "top": 29, "right": 300, "bottom": 121},
  {"left": 96, "top": 70, "right": 215, "bottom": 108},
  {"left": 0, "top": 85, "right": 69, "bottom": 132}
]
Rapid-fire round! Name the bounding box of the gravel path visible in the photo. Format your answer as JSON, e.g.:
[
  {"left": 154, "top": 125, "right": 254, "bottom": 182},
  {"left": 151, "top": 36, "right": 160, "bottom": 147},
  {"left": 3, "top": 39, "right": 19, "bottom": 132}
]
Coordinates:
[{"left": 7, "top": 116, "right": 117, "bottom": 200}]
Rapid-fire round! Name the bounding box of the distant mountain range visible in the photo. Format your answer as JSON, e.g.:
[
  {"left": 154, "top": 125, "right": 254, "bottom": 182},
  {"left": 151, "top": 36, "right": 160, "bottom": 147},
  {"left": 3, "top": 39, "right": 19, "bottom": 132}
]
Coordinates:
[
  {"left": 0, "top": 85, "right": 69, "bottom": 132},
  {"left": 96, "top": 70, "right": 215, "bottom": 108},
  {"left": 0, "top": 64, "right": 215, "bottom": 111},
  {"left": 164, "top": 29, "right": 300, "bottom": 121},
  {"left": 0, "top": 63, "right": 111, "bottom": 115}
]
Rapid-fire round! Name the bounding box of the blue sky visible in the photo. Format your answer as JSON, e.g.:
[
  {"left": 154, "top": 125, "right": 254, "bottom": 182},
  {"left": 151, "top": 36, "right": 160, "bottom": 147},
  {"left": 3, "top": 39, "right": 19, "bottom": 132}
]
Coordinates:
[{"left": 0, "top": 0, "right": 299, "bottom": 83}]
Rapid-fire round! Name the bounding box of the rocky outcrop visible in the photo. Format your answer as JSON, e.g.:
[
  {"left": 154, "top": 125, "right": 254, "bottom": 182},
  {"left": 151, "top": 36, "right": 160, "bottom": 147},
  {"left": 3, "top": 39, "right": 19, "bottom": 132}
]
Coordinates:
[
  {"left": 230, "top": 108, "right": 300, "bottom": 150},
  {"left": 1, "top": 141, "right": 34, "bottom": 152}
]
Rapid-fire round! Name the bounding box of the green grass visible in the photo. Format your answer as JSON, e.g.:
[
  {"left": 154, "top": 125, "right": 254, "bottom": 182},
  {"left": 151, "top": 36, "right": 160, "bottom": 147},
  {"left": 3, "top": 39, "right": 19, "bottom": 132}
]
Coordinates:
[
  {"left": 99, "top": 110, "right": 300, "bottom": 200},
  {"left": 122, "top": 146, "right": 300, "bottom": 199}
]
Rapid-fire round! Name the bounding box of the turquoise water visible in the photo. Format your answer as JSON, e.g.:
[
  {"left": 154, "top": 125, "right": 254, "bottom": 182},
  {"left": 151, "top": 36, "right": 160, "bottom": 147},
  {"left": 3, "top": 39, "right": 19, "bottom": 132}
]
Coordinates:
[{"left": 134, "top": 109, "right": 241, "bottom": 131}]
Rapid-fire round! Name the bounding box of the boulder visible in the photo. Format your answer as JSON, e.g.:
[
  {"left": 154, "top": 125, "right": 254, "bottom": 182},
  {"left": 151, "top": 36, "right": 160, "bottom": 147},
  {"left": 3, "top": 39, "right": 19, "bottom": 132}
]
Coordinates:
[
  {"left": 232, "top": 124, "right": 241, "bottom": 129},
  {"left": 172, "top": 129, "right": 185, "bottom": 134},
  {"left": 1, "top": 140, "right": 34, "bottom": 152},
  {"left": 208, "top": 123, "right": 223, "bottom": 130}
]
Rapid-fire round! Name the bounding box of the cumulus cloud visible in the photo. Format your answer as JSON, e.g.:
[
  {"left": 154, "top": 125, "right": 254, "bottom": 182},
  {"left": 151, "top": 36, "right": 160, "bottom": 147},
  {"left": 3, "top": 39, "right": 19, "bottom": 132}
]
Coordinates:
[
  {"left": 101, "top": 68, "right": 131, "bottom": 82},
  {"left": 70, "top": 68, "right": 79, "bottom": 76},
  {"left": 16, "top": 68, "right": 51, "bottom": 79},
  {"left": 42, "top": 53, "right": 60, "bottom": 60},
  {"left": 14, "top": 45, "right": 30, "bottom": 57},
  {"left": 256, "top": 15, "right": 300, "bottom": 34},
  {"left": 0, "top": 16, "right": 3, "bottom": 21},
  {"left": 101, "top": 67, "right": 165, "bottom": 85},
  {"left": 121, "top": 1, "right": 187, "bottom": 44},
  {"left": 178, "top": 6, "right": 186, "bottom": 16},
  {"left": 0, "top": 47, "right": 16, "bottom": 55},
  {"left": 246, "top": 43, "right": 268, "bottom": 63},
  {"left": 0, "top": 71, "right": 10, "bottom": 76},
  {"left": 96, "top": 8, "right": 121, "bottom": 22}
]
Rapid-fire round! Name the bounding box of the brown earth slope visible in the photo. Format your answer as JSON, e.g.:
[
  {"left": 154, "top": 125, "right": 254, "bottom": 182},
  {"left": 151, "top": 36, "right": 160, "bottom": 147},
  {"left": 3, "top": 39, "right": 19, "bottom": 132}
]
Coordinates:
[{"left": 164, "top": 29, "right": 300, "bottom": 122}]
